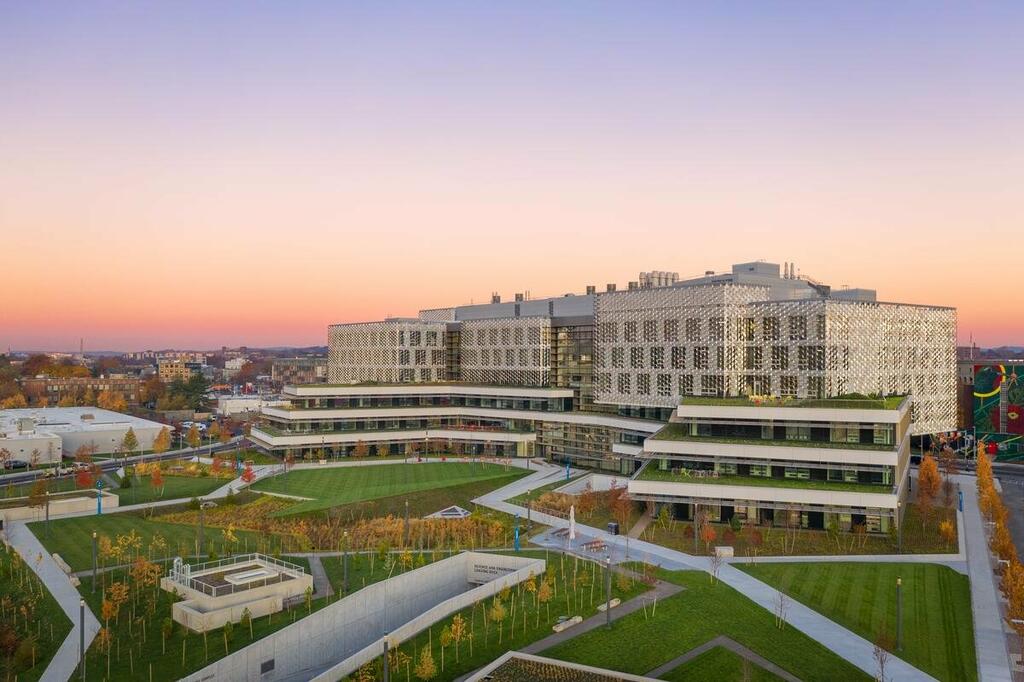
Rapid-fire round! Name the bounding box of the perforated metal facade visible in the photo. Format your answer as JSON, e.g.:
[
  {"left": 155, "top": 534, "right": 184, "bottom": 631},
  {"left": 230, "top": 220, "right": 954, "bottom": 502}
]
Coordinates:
[
  {"left": 458, "top": 317, "right": 552, "bottom": 386},
  {"left": 327, "top": 320, "right": 447, "bottom": 383},
  {"left": 593, "top": 285, "right": 957, "bottom": 434}
]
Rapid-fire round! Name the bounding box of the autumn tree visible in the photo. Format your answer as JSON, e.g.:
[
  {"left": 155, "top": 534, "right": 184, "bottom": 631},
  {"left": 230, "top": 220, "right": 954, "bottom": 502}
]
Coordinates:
[
  {"left": 28, "top": 478, "right": 48, "bottom": 509},
  {"left": 150, "top": 467, "right": 164, "bottom": 497},
  {"left": 1, "top": 393, "right": 28, "bottom": 409},
  {"left": 141, "top": 376, "right": 166, "bottom": 406},
  {"left": 241, "top": 464, "right": 256, "bottom": 484},
  {"left": 352, "top": 440, "right": 369, "bottom": 458},
  {"left": 185, "top": 424, "right": 201, "bottom": 449},
  {"left": 449, "top": 613, "right": 467, "bottom": 661},
  {"left": 97, "top": 390, "right": 128, "bottom": 412},
  {"left": 917, "top": 454, "right": 941, "bottom": 531},
  {"left": 413, "top": 645, "right": 437, "bottom": 680},
  {"left": 208, "top": 422, "right": 222, "bottom": 444},
  {"left": 120, "top": 427, "right": 139, "bottom": 455},
  {"left": 939, "top": 519, "right": 956, "bottom": 550},
  {"left": 152, "top": 426, "right": 171, "bottom": 455}
]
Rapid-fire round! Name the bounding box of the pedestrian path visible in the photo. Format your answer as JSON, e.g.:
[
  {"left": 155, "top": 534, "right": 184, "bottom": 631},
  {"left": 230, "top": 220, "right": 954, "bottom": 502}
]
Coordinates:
[
  {"left": 644, "top": 635, "right": 800, "bottom": 682},
  {"left": 306, "top": 555, "right": 334, "bottom": 599},
  {"left": 4, "top": 521, "right": 100, "bottom": 682},
  {"left": 956, "top": 474, "right": 1014, "bottom": 681},
  {"left": 475, "top": 465, "right": 937, "bottom": 681}
]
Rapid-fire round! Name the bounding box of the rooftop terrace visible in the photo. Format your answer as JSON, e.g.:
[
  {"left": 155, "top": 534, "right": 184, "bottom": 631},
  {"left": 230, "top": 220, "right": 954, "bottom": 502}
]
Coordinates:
[{"left": 679, "top": 394, "right": 908, "bottom": 410}]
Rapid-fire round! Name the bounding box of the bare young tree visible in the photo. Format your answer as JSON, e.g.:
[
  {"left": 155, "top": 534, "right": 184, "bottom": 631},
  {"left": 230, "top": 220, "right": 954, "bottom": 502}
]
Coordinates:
[
  {"left": 873, "top": 628, "right": 895, "bottom": 682},
  {"left": 708, "top": 551, "right": 723, "bottom": 584},
  {"left": 773, "top": 592, "right": 789, "bottom": 629}
]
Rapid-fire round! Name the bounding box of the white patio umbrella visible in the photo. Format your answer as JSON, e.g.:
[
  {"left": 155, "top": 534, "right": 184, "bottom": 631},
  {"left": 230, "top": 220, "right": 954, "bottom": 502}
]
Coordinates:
[{"left": 568, "top": 504, "right": 577, "bottom": 542}]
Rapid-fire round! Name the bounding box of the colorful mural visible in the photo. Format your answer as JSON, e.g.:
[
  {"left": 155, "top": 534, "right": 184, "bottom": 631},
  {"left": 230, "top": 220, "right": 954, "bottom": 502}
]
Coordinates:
[{"left": 974, "top": 363, "right": 1024, "bottom": 458}]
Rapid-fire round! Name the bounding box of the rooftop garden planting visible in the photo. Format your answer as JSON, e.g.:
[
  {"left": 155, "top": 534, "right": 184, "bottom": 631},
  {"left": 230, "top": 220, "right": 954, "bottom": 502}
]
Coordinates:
[
  {"left": 680, "top": 394, "right": 907, "bottom": 410},
  {"left": 649, "top": 423, "right": 896, "bottom": 451}
]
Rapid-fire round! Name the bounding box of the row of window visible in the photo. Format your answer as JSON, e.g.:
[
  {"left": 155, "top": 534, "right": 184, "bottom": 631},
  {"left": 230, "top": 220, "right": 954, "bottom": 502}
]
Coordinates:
[
  {"left": 600, "top": 315, "right": 827, "bottom": 344},
  {"left": 607, "top": 344, "right": 827, "bottom": 372},
  {"left": 600, "top": 373, "right": 827, "bottom": 398},
  {"left": 461, "top": 348, "right": 547, "bottom": 367},
  {"left": 465, "top": 326, "right": 547, "bottom": 346}
]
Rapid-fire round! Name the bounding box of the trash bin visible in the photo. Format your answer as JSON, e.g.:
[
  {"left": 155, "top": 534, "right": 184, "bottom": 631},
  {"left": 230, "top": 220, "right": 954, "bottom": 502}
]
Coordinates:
[{"left": 607, "top": 521, "right": 619, "bottom": 536}]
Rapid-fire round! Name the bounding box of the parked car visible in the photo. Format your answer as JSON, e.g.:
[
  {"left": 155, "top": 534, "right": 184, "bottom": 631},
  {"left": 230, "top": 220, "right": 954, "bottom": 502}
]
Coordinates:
[{"left": 2, "top": 460, "right": 28, "bottom": 470}]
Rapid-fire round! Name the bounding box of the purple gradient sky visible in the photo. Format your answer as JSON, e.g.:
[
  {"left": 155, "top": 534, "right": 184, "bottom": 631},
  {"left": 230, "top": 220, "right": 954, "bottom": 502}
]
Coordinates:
[{"left": 1, "top": 2, "right": 1021, "bottom": 351}]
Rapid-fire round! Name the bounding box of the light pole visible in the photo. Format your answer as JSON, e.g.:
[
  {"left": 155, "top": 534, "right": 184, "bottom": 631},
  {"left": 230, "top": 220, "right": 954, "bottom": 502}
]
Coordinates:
[
  {"left": 79, "top": 598, "right": 86, "bottom": 680},
  {"left": 605, "top": 556, "right": 613, "bottom": 629},
  {"left": 343, "top": 531, "right": 349, "bottom": 594},
  {"left": 897, "top": 501, "right": 902, "bottom": 554},
  {"left": 896, "top": 577, "right": 903, "bottom": 651},
  {"left": 382, "top": 634, "right": 390, "bottom": 682},
  {"left": 45, "top": 490, "right": 50, "bottom": 538},
  {"left": 199, "top": 500, "right": 206, "bottom": 557},
  {"left": 91, "top": 531, "right": 97, "bottom": 593}
]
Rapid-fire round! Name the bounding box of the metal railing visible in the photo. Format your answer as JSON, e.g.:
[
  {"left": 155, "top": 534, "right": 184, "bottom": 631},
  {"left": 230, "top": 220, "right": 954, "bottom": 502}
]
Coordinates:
[{"left": 169, "top": 553, "right": 306, "bottom": 598}]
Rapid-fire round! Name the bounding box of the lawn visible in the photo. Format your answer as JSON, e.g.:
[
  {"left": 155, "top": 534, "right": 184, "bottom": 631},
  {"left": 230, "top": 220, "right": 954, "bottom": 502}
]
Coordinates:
[
  {"left": 1, "top": 475, "right": 81, "bottom": 499},
  {"left": 640, "top": 503, "right": 957, "bottom": 557},
  {"left": 251, "top": 462, "right": 523, "bottom": 516},
  {"left": 659, "top": 646, "right": 783, "bottom": 682},
  {"left": 0, "top": 544, "right": 72, "bottom": 681},
  {"left": 740, "top": 562, "right": 976, "bottom": 682},
  {"left": 114, "top": 474, "right": 225, "bottom": 505},
  {"left": 544, "top": 567, "right": 869, "bottom": 681},
  {"left": 319, "top": 550, "right": 441, "bottom": 594},
  {"left": 28, "top": 505, "right": 293, "bottom": 572},
  {"left": 355, "top": 550, "right": 649, "bottom": 680}
]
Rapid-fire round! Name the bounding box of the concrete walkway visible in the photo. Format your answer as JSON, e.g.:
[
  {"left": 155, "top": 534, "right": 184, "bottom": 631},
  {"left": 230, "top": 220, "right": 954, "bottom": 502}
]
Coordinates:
[
  {"left": 4, "top": 521, "right": 100, "bottom": 682},
  {"left": 519, "top": 578, "right": 683, "bottom": 655},
  {"left": 956, "top": 474, "right": 1014, "bottom": 682},
  {"left": 644, "top": 635, "right": 800, "bottom": 682},
  {"left": 475, "top": 462, "right": 937, "bottom": 682},
  {"left": 306, "top": 555, "right": 334, "bottom": 599}
]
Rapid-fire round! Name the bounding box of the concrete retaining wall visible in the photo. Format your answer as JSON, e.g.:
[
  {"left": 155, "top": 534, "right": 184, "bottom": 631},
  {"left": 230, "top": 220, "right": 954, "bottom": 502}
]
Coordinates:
[
  {"left": 0, "top": 490, "right": 118, "bottom": 523},
  {"left": 182, "top": 551, "right": 544, "bottom": 682}
]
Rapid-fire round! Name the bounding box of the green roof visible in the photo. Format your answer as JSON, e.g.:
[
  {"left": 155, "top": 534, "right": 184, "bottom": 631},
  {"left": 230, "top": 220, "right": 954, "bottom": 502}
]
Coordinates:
[
  {"left": 679, "top": 395, "right": 907, "bottom": 410},
  {"left": 635, "top": 465, "right": 893, "bottom": 494}
]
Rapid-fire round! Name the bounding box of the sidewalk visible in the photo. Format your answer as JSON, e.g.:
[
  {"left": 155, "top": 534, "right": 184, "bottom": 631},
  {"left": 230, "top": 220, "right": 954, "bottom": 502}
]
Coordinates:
[
  {"left": 956, "top": 474, "right": 1014, "bottom": 681},
  {"left": 4, "top": 521, "right": 100, "bottom": 682},
  {"left": 476, "top": 465, "right": 937, "bottom": 681}
]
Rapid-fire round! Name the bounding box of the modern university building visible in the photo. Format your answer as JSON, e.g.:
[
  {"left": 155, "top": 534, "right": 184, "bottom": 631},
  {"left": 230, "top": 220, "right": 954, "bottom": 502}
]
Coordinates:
[{"left": 251, "top": 261, "right": 956, "bottom": 534}]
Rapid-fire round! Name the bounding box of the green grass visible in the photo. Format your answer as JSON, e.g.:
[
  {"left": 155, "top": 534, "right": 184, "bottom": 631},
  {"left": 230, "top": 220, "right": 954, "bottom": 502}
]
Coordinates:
[
  {"left": 1, "top": 476, "right": 81, "bottom": 499},
  {"left": 115, "top": 475, "right": 225, "bottom": 505},
  {"left": 640, "top": 503, "right": 957, "bottom": 557},
  {"left": 251, "top": 462, "right": 523, "bottom": 516},
  {"left": 636, "top": 465, "right": 892, "bottom": 493},
  {"left": 319, "top": 550, "right": 440, "bottom": 593},
  {"left": 659, "top": 646, "right": 783, "bottom": 682},
  {"left": 680, "top": 395, "right": 907, "bottom": 410},
  {"left": 739, "top": 562, "right": 976, "bottom": 682},
  {"left": 544, "top": 567, "right": 869, "bottom": 681},
  {"left": 28, "top": 508, "right": 293, "bottom": 572},
  {"left": 358, "top": 550, "right": 648, "bottom": 681},
  {"left": 0, "top": 545, "right": 72, "bottom": 681}
]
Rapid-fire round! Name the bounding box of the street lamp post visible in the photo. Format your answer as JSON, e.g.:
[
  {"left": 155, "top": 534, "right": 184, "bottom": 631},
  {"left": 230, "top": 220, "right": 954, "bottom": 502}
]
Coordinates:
[
  {"left": 91, "top": 531, "right": 98, "bottom": 593},
  {"left": 896, "top": 577, "right": 903, "bottom": 651},
  {"left": 605, "top": 556, "right": 613, "bottom": 629},
  {"left": 45, "top": 491, "right": 50, "bottom": 538},
  {"left": 199, "top": 501, "right": 205, "bottom": 557},
  {"left": 382, "top": 635, "right": 390, "bottom": 682},
  {"left": 79, "top": 598, "right": 86, "bottom": 680},
  {"left": 897, "top": 502, "right": 902, "bottom": 554},
  {"left": 343, "top": 531, "right": 349, "bottom": 594}
]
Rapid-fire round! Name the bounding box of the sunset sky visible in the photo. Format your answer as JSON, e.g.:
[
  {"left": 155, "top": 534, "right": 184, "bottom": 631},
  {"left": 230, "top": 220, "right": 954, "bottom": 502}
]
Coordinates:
[{"left": 1, "top": 2, "right": 1021, "bottom": 351}]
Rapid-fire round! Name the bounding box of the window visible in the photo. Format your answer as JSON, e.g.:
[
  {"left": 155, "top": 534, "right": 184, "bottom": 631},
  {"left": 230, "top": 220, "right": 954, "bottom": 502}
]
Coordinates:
[
  {"left": 624, "top": 321, "right": 637, "bottom": 342},
  {"left": 501, "top": 328, "right": 510, "bottom": 345},
  {"left": 514, "top": 327, "right": 524, "bottom": 345},
  {"left": 816, "top": 314, "right": 826, "bottom": 340},
  {"left": 617, "top": 373, "right": 631, "bottom": 394},
  {"left": 771, "top": 346, "right": 789, "bottom": 371},
  {"left": 419, "top": 368, "right": 431, "bottom": 381},
  {"left": 432, "top": 350, "right": 444, "bottom": 365},
  {"left": 477, "top": 329, "right": 486, "bottom": 344},
  {"left": 701, "top": 375, "right": 724, "bottom": 396},
  {"left": 599, "top": 322, "right": 618, "bottom": 343},
  {"left": 798, "top": 345, "right": 825, "bottom": 371},
  {"left": 750, "top": 464, "right": 770, "bottom": 477},
  {"left": 505, "top": 349, "right": 515, "bottom": 365},
  {"left": 489, "top": 329, "right": 499, "bottom": 344},
  {"left": 630, "top": 347, "right": 644, "bottom": 369},
  {"left": 671, "top": 346, "right": 686, "bottom": 369},
  {"left": 763, "top": 317, "right": 779, "bottom": 341},
  {"left": 786, "top": 425, "right": 810, "bottom": 441},
  {"left": 686, "top": 318, "right": 701, "bottom": 342},
  {"left": 693, "top": 347, "right": 709, "bottom": 370},
  {"left": 410, "top": 330, "right": 422, "bottom": 346},
  {"left": 415, "top": 349, "right": 427, "bottom": 365},
  {"left": 425, "top": 331, "right": 438, "bottom": 346},
  {"left": 808, "top": 376, "right": 825, "bottom": 398},
  {"left": 611, "top": 347, "right": 624, "bottom": 369},
  {"left": 741, "top": 317, "right": 756, "bottom": 341},
  {"left": 679, "top": 375, "right": 694, "bottom": 395},
  {"left": 657, "top": 374, "right": 672, "bottom": 396},
  {"left": 399, "top": 349, "right": 410, "bottom": 365},
  {"left": 643, "top": 320, "right": 658, "bottom": 342},
  {"left": 784, "top": 467, "right": 810, "bottom": 480},
  {"left": 663, "top": 319, "right": 679, "bottom": 342},
  {"left": 650, "top": 347, "right": 664, "bottom": 369},
  {"left": 789, "top": 316, "right": 807, "bottom": 341},
  {"left": 743, "top": 346, "right": 762, "bottom": 370},
  {"left": 637, "top": 374, "right": 651, "bottom": 395},
  {"left": 519, "top": 349, "right": 529, "bottom": 365},
  {"left": 709, "top": 317, "right": 725, "bottom": 342},
  {"left": 780, "top": 376, "right": 798, "bottom": 396},
  {"left": 527, "top": 327, "right": 541, "bottom": 344}
]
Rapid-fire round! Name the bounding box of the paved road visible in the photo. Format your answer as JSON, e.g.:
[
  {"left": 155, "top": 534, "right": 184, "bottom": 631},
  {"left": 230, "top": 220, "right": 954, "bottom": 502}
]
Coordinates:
[{"left": 994, "top": 468, "right": 1024, "bottom": 562}]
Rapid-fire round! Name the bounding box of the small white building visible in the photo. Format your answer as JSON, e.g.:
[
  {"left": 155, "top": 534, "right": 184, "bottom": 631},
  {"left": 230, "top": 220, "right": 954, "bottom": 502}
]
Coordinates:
[
  {"left": 216, "top": 395, "right": 288, "bottom": 417},
  {"left": 0, "top": 407, "right": 169, "bottom": 462}
]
